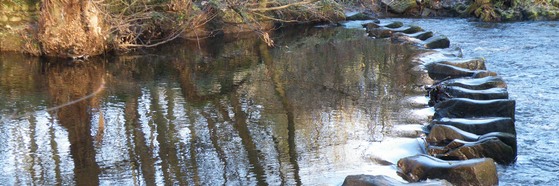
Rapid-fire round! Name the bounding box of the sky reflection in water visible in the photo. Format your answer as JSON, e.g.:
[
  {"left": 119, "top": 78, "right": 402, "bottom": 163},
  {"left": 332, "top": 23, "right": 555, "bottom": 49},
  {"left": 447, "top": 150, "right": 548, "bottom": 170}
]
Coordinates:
[{"left": 0, "top": 26, "right": 422, "bottom": 185}]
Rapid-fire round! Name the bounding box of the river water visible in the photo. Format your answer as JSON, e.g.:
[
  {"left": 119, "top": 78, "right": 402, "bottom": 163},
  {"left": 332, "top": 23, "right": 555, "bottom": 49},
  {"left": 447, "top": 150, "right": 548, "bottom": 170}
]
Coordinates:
[
  {"left": 386, "top": 18, "right": 559, "bottom": 185},
  {"left": 0, "top": 26, "right": 423, "bottom": 185},
  {"left": 0, "top": 19, "right": 557, "bottom": 185}
]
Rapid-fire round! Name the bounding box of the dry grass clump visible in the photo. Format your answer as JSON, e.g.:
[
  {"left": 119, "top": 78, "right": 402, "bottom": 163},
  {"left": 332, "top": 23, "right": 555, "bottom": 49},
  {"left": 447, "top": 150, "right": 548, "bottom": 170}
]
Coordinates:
[
  {"left": 101, "top": 0, "right": 212, "bottom": 51},
  {"left": 100, "top": 0, "right": 345, "bottom": 49}
]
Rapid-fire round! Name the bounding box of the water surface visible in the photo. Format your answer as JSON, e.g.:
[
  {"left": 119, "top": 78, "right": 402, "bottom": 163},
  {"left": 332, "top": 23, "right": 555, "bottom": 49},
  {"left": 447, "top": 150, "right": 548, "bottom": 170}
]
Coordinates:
[
  {"left": 388, "top": 18, "right": 559, "bottom": 185},
  {"left": 0, "top": 26, "right": 422, "bottom": 185}
]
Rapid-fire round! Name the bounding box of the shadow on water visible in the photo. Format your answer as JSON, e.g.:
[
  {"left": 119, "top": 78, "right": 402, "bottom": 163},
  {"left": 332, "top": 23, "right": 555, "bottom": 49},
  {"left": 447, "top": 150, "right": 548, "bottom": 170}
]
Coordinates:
[{"left": 0, "top": 25, "right": 421, "bottom": 185}]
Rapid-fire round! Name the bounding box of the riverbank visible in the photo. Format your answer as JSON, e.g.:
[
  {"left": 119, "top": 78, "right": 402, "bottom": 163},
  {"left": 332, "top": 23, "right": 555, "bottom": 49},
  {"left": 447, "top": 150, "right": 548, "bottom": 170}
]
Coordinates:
[{"left": 1, "top": 0, "right": 559, "bottom": 57}]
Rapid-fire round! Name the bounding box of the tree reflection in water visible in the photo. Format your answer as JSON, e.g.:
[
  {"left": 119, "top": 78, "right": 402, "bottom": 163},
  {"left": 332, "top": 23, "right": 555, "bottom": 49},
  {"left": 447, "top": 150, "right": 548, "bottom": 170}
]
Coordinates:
[{"left": 0, "top": 26, "right": 420, "bottom": 185}]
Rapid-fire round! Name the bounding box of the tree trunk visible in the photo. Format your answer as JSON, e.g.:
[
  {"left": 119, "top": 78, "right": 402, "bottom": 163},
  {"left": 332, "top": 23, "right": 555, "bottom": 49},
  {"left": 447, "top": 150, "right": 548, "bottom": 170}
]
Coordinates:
[{"left": 38, "top": 0, "right": 107, "bottom": 57}]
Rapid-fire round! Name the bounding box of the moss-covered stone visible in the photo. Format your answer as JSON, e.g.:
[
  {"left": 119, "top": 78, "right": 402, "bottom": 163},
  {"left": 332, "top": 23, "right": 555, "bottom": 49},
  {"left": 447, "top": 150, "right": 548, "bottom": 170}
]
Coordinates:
[
  {"left": 524, "top": 7, "right": 540, "bottom": 20},
  {"left": 382, "top": 0, "right": 418, "bottom": 14},
  {"left": 346, "top": 12, "right": 374, "bottom": 20}
]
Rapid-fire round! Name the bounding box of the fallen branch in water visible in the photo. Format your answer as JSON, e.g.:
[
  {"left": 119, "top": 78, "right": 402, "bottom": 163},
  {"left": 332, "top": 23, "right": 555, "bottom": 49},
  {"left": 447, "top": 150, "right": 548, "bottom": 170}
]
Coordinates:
[{"left": 0, "top": 78, "right": 106, "bottom": 123}]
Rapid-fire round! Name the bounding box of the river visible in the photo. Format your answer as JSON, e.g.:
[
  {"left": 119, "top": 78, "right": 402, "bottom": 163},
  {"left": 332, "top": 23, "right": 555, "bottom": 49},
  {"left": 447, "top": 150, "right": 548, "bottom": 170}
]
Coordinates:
[
  {"left": 0, "top": 19, "right": 557, "bottom": 185},
  {"left": 385, "top": 18, "right": 559, "bottom": 185},
  {"left": 0, "top": 26, "right": 424, "bottom": 185}
]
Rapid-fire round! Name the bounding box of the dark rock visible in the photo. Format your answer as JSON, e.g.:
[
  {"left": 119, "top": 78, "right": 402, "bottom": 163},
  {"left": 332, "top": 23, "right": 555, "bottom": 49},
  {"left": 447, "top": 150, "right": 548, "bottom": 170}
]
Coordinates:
[
  {"left": 437, "top": 58, "right": 486, "bottom": 70},
  {"left": 363, "top": 22, "right": 381, "bottom": 30},
  {"left": 426, "top": 85, "right": 453, "bottom": 106},
  {"left": 406, "top": 31, "right": 434, "bottom": 41},
  {"left": 433, "top": 98, "right": 516, "bottom": 120},
  {"left": 425, "top": 62, "right": 475, "bottom": 80},
  {"left": 441, "top": 99, "right": 513, "bottom": 120},
  {"left": 431, "top": 117, "right": 516, "bottom": 136},
  {"left": 397, "top": 154, "right": 498, "bottom": 186},
  {"left": 430, "top": 137, "right": 516, "bottom": 164},
  {"left": 342, "top": 174, "right": 452, "bottom": 186},
  {"left": 437, "top": 76, "right": 507, "bottom": 90},
  {"left": 392, "top": 26, "right": 425, "bottom": 34},
  {"left": 442, "top": 86, "right": 508, "bottom": 100},
  {"left": 423, "top": 35, "right": 450, "bottom": 49},
  {"left": 427, "top": 85, "right": 508, "bottom": 106},
  {"left": 384, "top": 21, "right": 404, "bottom": 28},
  {"left": 424, "top": 62, "right": 497, "bottom": 80},
  {"left": 391, "top": 32, "right": 421, "bottom": 45},
  {"left": 426, "top": 124, "right": 517, "bottom": 158},
  {"left": 362, "top": 22, "right": 403, "bottom": 30},
  {"left": 367, "top": 28, "right": 394, "bottom": 38}
]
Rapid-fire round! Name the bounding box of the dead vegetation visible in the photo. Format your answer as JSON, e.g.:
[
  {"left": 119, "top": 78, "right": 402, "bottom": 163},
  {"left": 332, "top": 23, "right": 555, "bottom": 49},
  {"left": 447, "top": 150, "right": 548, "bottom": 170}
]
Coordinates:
[
  {"left": 99, "top": 0, "right": 345, "bottom": 50},
  {"left": 6, "top": 0, "right": 351, "bottom": 55},
  {"left": 38, "top": 0, "right": 107, "bottom": 57},
  {"left": 101, "top": 0, "right": 212, "bottom": 51}
]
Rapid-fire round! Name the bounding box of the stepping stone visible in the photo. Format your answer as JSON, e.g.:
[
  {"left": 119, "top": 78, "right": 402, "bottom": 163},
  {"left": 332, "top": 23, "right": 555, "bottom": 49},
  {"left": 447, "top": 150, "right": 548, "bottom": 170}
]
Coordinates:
[
  {"left": 397, "top": 154, "right": 498, "bottom": 186},
  {"left": 423, "top": 35, "right": 450, "bottom": 49},
  {"left": 430, "top": 117, "right": 516, "bottom": 136},
  {"left": 342, "top": 174, "right": 451, "bottom": 186},
  {"left": 436, "top": 76, "right": 507, "bottom": 90},
  {"left": 424, "top": 62, "right": 497, "bottom": 80},
  {"left": 433, "top": 98, "right": 515, "bottom": 120},
  {"left": 435, "top": 57, "right": 487, "bottom": 70},
  {"left": 426, "top": 124, "right": 517, "bottom": 159}
]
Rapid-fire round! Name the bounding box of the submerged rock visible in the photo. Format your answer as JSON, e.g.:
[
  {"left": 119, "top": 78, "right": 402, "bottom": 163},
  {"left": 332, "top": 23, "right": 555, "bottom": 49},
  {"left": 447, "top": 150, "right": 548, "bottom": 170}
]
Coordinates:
[
  {"left": 342, "top": 174, "right": 452, "bottom": 186},
  {"left": 433, "top": 98, "right": 516, "bottom": 120},
  {"left": 397, "top": 154, "right": 498, "bottom": 186}
]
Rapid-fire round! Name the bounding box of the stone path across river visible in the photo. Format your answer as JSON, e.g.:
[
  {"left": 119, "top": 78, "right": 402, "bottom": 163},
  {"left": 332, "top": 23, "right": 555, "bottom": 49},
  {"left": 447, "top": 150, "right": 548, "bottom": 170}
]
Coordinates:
[{"left": 343, "top": 21, "right": 517, "bottom": 186}]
